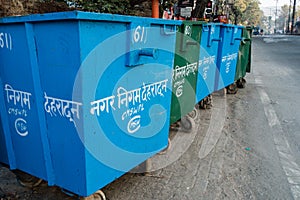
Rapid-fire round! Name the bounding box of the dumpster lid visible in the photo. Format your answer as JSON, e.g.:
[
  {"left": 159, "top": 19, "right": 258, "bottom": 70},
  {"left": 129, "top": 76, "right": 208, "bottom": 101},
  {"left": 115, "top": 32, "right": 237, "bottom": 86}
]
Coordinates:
[
  {"left": 181, "top": 21, "right": 207, "bottom": 26},
  {"left": 220, "top": 23, "right": 244, "bottom": 29},
  {"left": 208, "top": 23, "right": 223, "bottom": 26},
  {"left": 0, "top": 11, "right": 182, "bottom": 26}
]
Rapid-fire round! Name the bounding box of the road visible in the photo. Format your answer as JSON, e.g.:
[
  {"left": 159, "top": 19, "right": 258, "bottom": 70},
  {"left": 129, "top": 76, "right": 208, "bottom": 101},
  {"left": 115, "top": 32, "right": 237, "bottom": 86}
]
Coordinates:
[
  {"left": 1, "top": 35, "right": 300, "bottom": 200},
  {"left": 249, "top": 35, "right": 300, "bottom": 199}
]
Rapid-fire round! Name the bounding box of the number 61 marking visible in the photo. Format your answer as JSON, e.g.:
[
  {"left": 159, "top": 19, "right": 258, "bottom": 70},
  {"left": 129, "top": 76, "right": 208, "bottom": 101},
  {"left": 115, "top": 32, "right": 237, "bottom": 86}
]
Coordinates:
[{"left": 133, "top": 26, "right": 147, "bottom": 43}]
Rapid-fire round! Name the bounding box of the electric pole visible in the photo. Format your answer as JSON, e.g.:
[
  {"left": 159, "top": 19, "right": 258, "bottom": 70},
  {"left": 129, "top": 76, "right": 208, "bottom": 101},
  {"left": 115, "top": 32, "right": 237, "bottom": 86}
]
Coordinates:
[
  {"left": 287, "top": 0, "right": 292, "bottom": 33},
  {"left": 275, "top": 0, "right": 278, "bottom": 33},
  {"left": 291, "top": 0, "right": 297, "bottom": 34}
]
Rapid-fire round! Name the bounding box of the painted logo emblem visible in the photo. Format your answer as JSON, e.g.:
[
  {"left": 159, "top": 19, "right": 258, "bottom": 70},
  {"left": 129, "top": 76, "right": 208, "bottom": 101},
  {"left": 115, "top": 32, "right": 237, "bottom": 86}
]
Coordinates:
[
  {"left": 185, "top": 26, "right": 192, "bottom": 36},
  {"left": 176, "top": 85, "right": 183, "bottom": 97},
  {"left": 127, "top": 115, "right": 141, "bottom": 134},
  {"left": 15, "top": 118, "right": 28, "bottom": 137}
]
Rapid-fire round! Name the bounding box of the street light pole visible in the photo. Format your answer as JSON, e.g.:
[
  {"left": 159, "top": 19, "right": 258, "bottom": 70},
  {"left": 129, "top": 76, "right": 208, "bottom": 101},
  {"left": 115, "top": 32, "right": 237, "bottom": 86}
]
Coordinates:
[
  {"left": 287, "top": 0, "right": 292, "bottom": 33},
  {"left": 291, "top": 0, "right": 297, "bottom": 34},
  {"left": 274, "top": 0, "right": 278, "bottom": 34},
  {"left": 269, "top": 8, "right": 272, "bottom": 34}
]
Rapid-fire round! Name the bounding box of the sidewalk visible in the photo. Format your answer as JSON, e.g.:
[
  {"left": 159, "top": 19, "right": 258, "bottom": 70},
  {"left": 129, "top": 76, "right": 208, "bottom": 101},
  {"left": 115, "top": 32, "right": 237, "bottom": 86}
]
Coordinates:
[{"left": 0, "top": 89, "right": 251, "bottom": 200}]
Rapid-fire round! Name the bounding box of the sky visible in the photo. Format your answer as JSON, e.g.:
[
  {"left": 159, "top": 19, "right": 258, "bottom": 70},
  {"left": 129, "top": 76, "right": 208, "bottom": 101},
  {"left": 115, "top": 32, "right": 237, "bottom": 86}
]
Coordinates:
[
  {"left": 260, "top": 0, "right": 296, "bottom": 16},
  {"left": 260, "top": 0, "right": 295, "bottom": 8}
]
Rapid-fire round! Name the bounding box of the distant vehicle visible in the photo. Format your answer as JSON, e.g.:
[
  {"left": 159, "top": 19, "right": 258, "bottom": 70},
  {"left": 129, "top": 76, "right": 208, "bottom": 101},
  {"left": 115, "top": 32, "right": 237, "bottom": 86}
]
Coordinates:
[
  {"left": 260, "top": 29, "right": 264, "bottom": 35},
  {"left": 295, "top": 21, "right": 300, "bottom": 34},
  {"left": 253, "top": 26, "right": 260, "bottom": 35}
]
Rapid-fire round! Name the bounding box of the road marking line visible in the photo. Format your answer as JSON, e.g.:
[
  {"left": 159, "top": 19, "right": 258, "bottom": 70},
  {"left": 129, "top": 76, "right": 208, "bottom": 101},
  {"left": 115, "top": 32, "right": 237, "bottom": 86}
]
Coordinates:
[
  {"left": 255, "top": 77, "right": 300, "bottom": 199},
  {"left": 256, "top": 87, "right": 280, "bottom": 127}
]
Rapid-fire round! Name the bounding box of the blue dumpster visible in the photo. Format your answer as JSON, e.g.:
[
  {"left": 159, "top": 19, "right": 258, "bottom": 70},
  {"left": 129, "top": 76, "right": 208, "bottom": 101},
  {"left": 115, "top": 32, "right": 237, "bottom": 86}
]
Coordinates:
[
  {"left": 0, "top": 120, "right": 9, "bottom": 165},
  {"left": 0, "top": 77, "right": 16, "bottom": 167},
  {"left": 0, "top": 82, "right": 8, "bottom": 165},
  {"left": 196, "top": 23, "right": 221, "bottom": 103},
  {"left": 0, "top": 11, "right": 180, "bottom": 197},
  {"left": 215, "top": 24, "right": 243, "bottom": 91}
]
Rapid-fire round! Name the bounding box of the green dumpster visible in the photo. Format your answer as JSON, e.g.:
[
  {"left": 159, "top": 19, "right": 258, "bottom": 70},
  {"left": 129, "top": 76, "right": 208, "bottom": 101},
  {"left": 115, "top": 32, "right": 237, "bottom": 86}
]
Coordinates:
[
  {"left": 245, "top": 26, "right": 253, "bottom": 73},
  {"left": 170, "top": 21, "right": 205, "bottom": 125},
  {"left": 235, "top": 26, "right": 253, "bottom": 88}
]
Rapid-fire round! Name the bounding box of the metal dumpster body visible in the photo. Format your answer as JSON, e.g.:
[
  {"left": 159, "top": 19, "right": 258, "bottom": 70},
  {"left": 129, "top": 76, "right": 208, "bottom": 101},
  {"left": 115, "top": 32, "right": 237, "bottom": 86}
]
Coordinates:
[
  {"left": 0, "top": 22, "right": 49, "bottom": 180},
  {"left": 196, "top": 23, "right": 221, "bottom": 103},
  {"left": 170, "top": 21, "right": 204, "bottom": 124},
  {"left": 0, "top": 77, "right": 15, "bottom": 166},
  {"left": 235, "top": 26, "right": 252, "bottom": 81},
  {"left": 0, "top": 119, "right": 9, "bottom": 165},
  {"left": 0, "top": 11, "right": 180, "bottom": 197},
  {"left": 215, "top": 24, "right": 243, "bottom": 91}
]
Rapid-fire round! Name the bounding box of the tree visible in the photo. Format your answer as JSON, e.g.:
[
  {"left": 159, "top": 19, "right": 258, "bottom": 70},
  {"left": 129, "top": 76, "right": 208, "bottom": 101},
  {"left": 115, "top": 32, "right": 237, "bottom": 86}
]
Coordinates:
[
  {"left": 280, "top": 4, "right": 290, "bottom": 17},
  {"left": 278, "top": 4, "right": 290, "bottom": 31},
  {"left": 226, "top": 0, "right": 261, "bottom": 25},
  {"left": 69, "top": 0, "right": 131, "bottom": 14},
  {"left": 0, "top": 0, "right": 72, "bottom": 17},
  {"left": 296, "top": 5, "right": 300, "bottom": 20},
  {"left": 192, "top": 0, "right": 209, "bottom": 19},
  {"left": 240, "top": 0, "right": 262, "bottom": 25},
  {"left": 260, "top": 14, "right": 271, "bottom": 31},
  {"left": 233, "top": 0, "right": 247, "bottom": 14}
]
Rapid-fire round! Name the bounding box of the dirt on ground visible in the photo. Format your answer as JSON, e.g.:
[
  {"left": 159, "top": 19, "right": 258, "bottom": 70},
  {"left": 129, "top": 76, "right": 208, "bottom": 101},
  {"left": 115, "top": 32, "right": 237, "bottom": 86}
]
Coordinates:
[{"left": 0, "top": 90, "right": 255, "bottom": 200}]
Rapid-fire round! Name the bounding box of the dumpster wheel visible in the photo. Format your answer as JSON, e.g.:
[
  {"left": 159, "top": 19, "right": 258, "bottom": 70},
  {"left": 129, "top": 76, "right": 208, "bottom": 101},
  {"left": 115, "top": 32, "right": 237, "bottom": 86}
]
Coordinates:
[
  {"left": 13, "top": 170, "right": 43, "bottom": 188},
  {"left": 188, "top": 107, "right": 198, "bottom": 119},
  {"left": 198, "top": 95, "right": 213, "bottom": 109},
  {"left": 180, "top": 115, "right": 195, "bottom": 133},
  {"left": 226, "top": 83, "right": 238, "bottom": 94},
  {"left": 81, "top": 190, "right": 106, "bottom": 200},
  {"left": 236, "top": 78, "right": 246, "bottom": 88},
  {"left": 198, "top": 99, "right": 207, "bottom": 109}
]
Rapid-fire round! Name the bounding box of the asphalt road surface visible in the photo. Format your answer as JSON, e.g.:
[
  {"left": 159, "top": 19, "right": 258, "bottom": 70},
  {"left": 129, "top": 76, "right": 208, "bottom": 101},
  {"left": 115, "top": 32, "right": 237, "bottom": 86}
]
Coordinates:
[{"left": 1, "top": 34, "right": 300, "bottom": 200}]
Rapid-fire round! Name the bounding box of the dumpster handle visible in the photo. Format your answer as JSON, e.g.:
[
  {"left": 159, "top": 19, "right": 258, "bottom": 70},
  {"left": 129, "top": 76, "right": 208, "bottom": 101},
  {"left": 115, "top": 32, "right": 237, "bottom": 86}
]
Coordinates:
[
  {"left": 208, "top": 38, "right": 222, "bottom": 47},
  {"left": 231, "top": 37, "right": 242, "bottom": 45},
  {"left": 163, "top": 25, "right": 177, "bottom": 35},
  {"left": 180, "top": 40, "right": 199, "bottom": 52},
  {"left": 226, "top": 26, "right": 233, "bottom": 32},
  {"left": 230, "top": 27, "right": 242, "bottom": 44},
  {"left": 185, "top": 40, "right": 199, "bottom": 46},
  {"left": 127, "top": 48, "right": 158, "bottom": 66},
  {"left": 241, "top": 38, "right": 251, "bottom": 44},
  {"left": 138, "top": 48, "right": 158, "bottom": 59},
  {"left": 207, "top": 25, "right": 221, "bottom": 47},
  {"left": 202, "top": 25, "right": 210, "bottom": 32}
]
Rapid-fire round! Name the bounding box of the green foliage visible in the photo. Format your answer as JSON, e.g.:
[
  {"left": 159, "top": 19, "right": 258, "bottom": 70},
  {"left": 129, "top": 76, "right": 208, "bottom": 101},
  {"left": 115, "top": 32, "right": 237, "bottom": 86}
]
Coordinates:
[
  {"left": 297, "top": 5, "right": 300, "bottom": 19},
  {"left": 241, "top": 0, "right": 261, "bottom": 25},
  {"left": 230, "top": 0, "right": 261, "bottom": 25},
  {"left": 160, "top": 0, "right": 177, "bottom": 10},
  {"left": 280, "top": 4, "right": 290, "bottom": 18},
  {"left": 70, "top": 0, "right": 131, "bottom": 14},
  {"left": 234, "top": 0, "right": 247, "bottom": 13},
  {"left": 52, "top": 0, "right": 266, "bottom": 26},
  {"left": 193, "top": 0, "right": 208, "bottom": 19}
]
